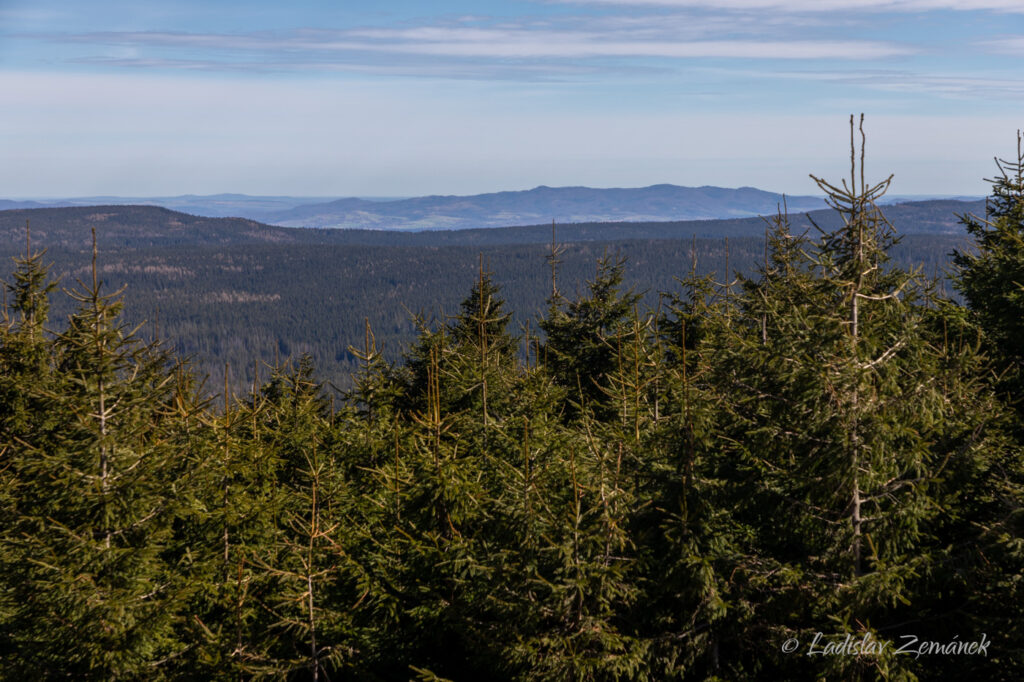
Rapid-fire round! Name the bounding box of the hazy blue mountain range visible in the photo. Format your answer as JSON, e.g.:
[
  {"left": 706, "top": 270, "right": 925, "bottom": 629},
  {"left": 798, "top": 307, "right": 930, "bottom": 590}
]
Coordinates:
[
  {"left": 0, "top": 199, "right": 51, "bottom": 210},
  {"left": 5, "top": 185, "right": 827, "bottom": 228},
  {"left": 0, "top": 198, "right": 986, "bottom": 252},
  {"left": 0, "top": 194, "right": 342, "bottom": 218},
  {"left": 2, "top": 186, "right": 985, "bottom": 231},
  {"left": 257, "top": 184, "right": 832, "bottom": 230}
]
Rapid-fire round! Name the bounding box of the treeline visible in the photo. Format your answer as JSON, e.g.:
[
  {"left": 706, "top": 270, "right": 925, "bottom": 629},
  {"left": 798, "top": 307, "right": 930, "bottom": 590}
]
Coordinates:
[{"left": 1, "top": 134, "right": 1023, "bottom": 680}]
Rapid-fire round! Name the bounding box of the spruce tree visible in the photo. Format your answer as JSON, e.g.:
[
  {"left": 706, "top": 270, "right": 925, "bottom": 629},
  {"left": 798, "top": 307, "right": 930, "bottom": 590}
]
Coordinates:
[
  {"left": 953, "top": 131, "right": 1024, "bottom": 410},
  {"left": 946, "top": 132, "right": 1024, "bottom": 677},
  {"left": 3, "top": 231, "right": 185, "bottom": 678},
  {"left": 541, "top": 252, "right": 642, "bottom": 421},
  {"left": 443, "top": 261, "right": 518, "bottom": 427},
  {"left": 0, "top": 225, "right": 60, "bottom": 669},
  {"left": 248, "top": 358, "right": 358, "bottom": 679},
  {"left": 0, "top": 225, "right": 59, "bottom": 461},
  {"left": 176, "top": 363, "right": 289, "bottom": 679},
  {"left": 638, "top": 247, "right": 743, "bottom": 679},
  {"left": 702, "top": 116, "right": 1017, "bottom": 678}
]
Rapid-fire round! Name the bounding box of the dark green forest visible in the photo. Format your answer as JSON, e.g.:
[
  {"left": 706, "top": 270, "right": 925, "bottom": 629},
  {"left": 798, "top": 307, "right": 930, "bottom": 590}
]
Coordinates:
[
  {"left": 1, "top": 128, "right": 1023, "bottom": 680},
  {"left": 0, "top": 199, "right": 976, "bottom": 394}
]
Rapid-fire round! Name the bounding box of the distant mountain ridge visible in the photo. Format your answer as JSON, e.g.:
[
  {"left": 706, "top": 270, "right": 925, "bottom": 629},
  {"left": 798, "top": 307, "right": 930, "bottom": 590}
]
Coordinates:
[
  {"left": 3, "top": 185, "right": 829, "bottom": 229},
  {"left": 0, "top": 194, "right": 340, "bottom": 218},
  {"left": 3, "top": 186, "right": 986, "bottom": 231},
  {"left": 0, "top": 198, "right": 985, "bottom": 251},
  {"left": 259, "top": 184, "right": 829, "bottom": 230},
  {"left": 0, "top": 199, "right": 50, "bottom": 210},
  {"left": 0, "top": 205, "right": 298, "bottom": 249}
]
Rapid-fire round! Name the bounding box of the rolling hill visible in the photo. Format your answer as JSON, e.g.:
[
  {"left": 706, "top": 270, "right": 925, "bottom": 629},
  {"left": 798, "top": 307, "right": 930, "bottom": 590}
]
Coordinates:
[
  {"left": 1, "top": 198, "right": 982, "bottom": 394},
  {"left": 259, "top": 184, "right": 829, "bottom": 230},
  {"left": 0, "top": 198, "right": 985, "bottom": 252}
]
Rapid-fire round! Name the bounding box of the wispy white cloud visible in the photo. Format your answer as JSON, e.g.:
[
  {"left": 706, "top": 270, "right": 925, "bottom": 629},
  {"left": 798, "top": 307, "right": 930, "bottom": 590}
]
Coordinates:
[
  {"left": 350, "top": 35, "right": 911, "bottom": 60},
  {"left": 553, "top": 0, "right": 1024, "bottom": 11},
  {"left": 704, "top": 66, "right": 1024, "bottom": 99},
  {"left": 983, "top": 36, "right": 1024, "bottom": 54},
  {"left": 0, "top": 2, "right": 1017, "bottom": 198},
  {"left": 865, "top": 74, "right": 1024, "bottom": 97},
  {"left": 1, "top": 70, "right": 1011, "bottom": 196},
  {"left": 37, "top": 25, "right": 914, "bottom": 68},
  {"left": 70, "top": 55, "right": 608, "bottom": 82}
]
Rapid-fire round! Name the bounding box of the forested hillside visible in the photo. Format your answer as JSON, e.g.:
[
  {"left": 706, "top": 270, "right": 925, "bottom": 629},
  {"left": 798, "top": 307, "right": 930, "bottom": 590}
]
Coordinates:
[
  {"left": 0, "top": 235, "right": 968, "bottom": 394},
  {"left": 0, "top": 200, "right": 978, "bottom": 393},
  {"left": 2, "top": 128, "right": 1022, "bottom": 680}
]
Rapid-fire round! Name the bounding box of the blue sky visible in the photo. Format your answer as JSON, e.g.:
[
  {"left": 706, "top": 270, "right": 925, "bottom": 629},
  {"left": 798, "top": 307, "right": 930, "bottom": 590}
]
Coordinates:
[{"left": 2, "top": 0, "right": 1022, "bottom": 197}]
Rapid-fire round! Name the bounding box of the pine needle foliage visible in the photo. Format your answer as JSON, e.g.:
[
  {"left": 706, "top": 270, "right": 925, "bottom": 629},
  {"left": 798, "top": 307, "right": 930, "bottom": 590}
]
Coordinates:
[
  {"left": 2, "top": 231, "right": 185, "bottom": 678},
  {"left": 1, "top": 121, "right": 1022, "bottom": 681},
  {"left": 954, "top": 131, "right": 1024, "bottom": 410}
]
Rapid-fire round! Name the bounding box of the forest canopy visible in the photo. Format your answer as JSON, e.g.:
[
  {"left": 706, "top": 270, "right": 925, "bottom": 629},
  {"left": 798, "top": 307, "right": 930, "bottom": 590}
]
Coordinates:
[{"left": 1, "top": 120, "right": 1022, "bottom": 680}]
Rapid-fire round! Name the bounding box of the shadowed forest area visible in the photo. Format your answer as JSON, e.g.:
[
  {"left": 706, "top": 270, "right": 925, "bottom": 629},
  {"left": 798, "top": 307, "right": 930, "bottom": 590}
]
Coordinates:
[
  {"left": 0, "top": 208, "right": 974, "bottom": 395},
  {"left": 2, "top": 125, "right": 1023, "bottom": 680}
]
